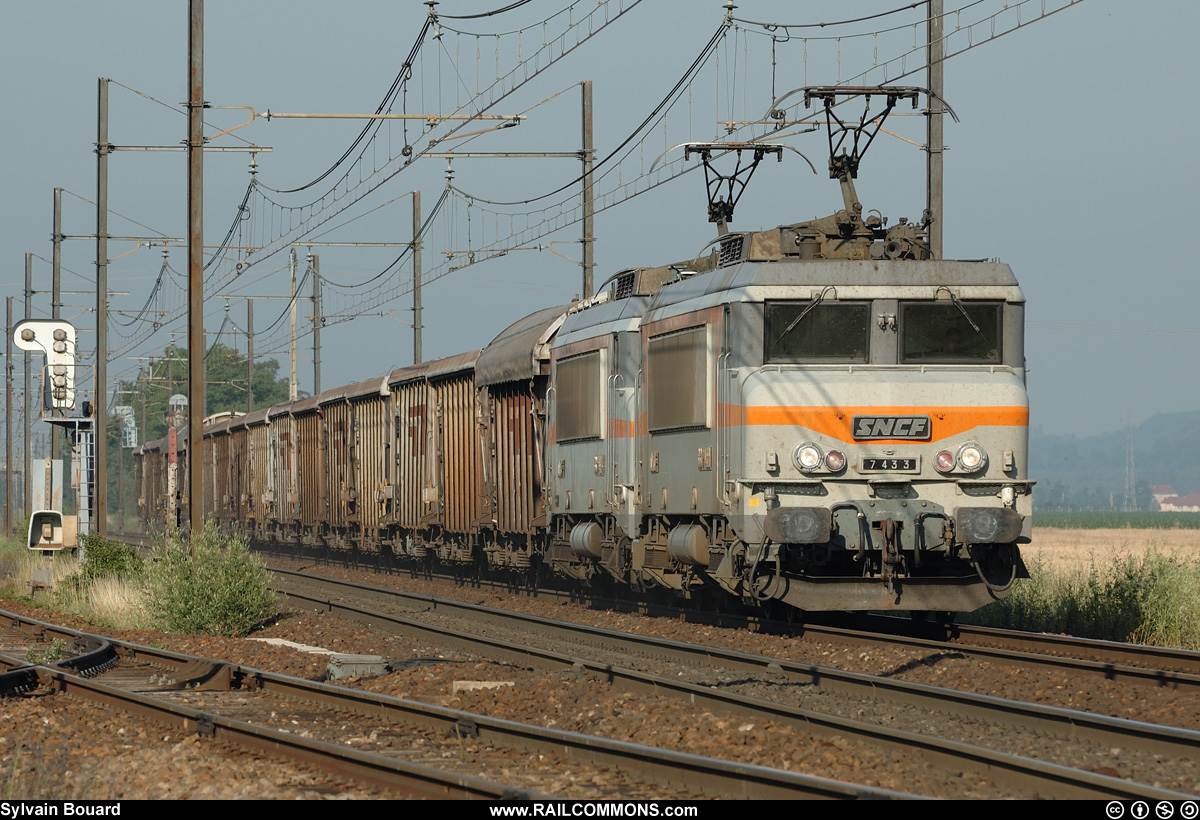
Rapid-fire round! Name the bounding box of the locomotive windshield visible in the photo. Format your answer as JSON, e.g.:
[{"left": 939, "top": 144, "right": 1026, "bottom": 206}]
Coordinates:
[
  {"left": 765, "top": 302, "right": 869, "bottom": 363},
  {"left": 900, "top": 301, "right": 1002, "bottom": 363}
]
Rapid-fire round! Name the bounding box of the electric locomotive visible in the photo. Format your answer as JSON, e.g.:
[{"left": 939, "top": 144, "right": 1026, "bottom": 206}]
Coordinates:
[{"left": 542, "top": 87, "right": 1030, "bottom": 612}]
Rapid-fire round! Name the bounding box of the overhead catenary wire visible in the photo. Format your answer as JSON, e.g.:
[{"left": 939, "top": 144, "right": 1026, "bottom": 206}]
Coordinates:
[
  {"left": 109, "top": 256, "right": 169, "bottom": 328},
  {"left": 438, "top": 0, "right": 537, "bottom": 21},
  {"left": 256, "top": 16, "right": 432, "bottom": 196},
  {"left": 268, "top": 1, "right": 1085, "bottom": 357},
  {"left": 255, "top": 265, "right": 313, "bottom": 339},
  {"left": 108, "top": 79, "right": 260, "bottom": 147},
  {"left": 447, "top": 21, "right": 727, "bottom": 209},
  {"left": 62, "top": 189, "right": 176, "bottom": 240},
  {"left": 302, "top": 188, "right": 449, "bottom": 292},
  {"left": 731, "top": 2, "right": 934, "bottom": 32},
  {"left": 241, "top": 0, "right": 642, "bottom": 264},
  {"left": 108, "top": 0, "right": 1088, "bottom": 378},
  {"left": 100, "top": 0, "right": 648, "bottom": 368},
  {"left": 437, "top": 0, "right": 577, "bottom": 36}
]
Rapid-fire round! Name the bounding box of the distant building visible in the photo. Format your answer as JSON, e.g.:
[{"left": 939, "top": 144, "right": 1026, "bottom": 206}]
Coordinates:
[
  {"left": 1149, "top": 485, "right": 1177, "bottom": 505},
  {"left": 1158, "top": 493, "right": 1200, "bottom": 513}
]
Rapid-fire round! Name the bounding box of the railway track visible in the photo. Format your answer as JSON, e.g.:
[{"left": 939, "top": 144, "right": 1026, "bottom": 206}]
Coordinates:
[
  {"left": 0, "top": 608, "right": 911, "bottom": 801},
  {"left": 0, "top": 613, "right": 535, "bottom": 799},
  {"left": 121, "top": 531, "right": 1200, "bottom": 689},
  {"left": 269, "top": 567, "right": 1200, "bottom": 800}
]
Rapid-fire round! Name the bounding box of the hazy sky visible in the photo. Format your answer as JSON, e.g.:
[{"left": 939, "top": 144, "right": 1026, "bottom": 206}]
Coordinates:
[{"left": 2, "top": 0, "right": 1197, "bottom": 440}]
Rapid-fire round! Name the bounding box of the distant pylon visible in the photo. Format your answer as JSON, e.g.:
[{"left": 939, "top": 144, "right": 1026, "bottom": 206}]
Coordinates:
[{"left": 1122, "top": 414, "right": 1138, "bottom": 512}]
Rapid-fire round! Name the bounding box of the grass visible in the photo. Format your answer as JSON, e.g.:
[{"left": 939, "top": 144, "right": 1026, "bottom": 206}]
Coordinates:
[
  {"left": 51, "top": 574, "right": 150, "bottom": 631},
  {"left": 962, "top": 547, "right": 1200, "bottom": 649},
  {"left": 0, "top": 535, "right": 84, "bottom": 600}
]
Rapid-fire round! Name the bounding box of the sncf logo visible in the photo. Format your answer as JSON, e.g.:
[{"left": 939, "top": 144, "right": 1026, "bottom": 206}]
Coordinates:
[{"left": 852, "top": 415, "right": 932, "bottom": 440}]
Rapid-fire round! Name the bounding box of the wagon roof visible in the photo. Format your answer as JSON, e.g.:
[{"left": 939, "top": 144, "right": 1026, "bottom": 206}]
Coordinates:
[
  {"left": 341, "top": 374, "right": 392, "bottom": 402},
  {"left": 314, "top": 384, "right": 352, "bottom": 406},
  {"left": 242, "top": 407, "right": 271, "bottom": 426},
  {"left": 290, "top": 394, "right": 321, "bottom": 414},
  {"left": 266, "top": 398, "right": 298, "bottom": 420},
  {"left": 204, "top": 412, "right": 241, "bottom": 435},
  {"left": 387, "top": 349, "right": 481, "bottom": 387},
  {"left": 475, "top": 305, "right": 569, "bottom": 387}
]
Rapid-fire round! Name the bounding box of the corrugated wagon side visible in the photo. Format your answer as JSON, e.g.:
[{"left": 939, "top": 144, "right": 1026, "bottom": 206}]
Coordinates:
[
  {"left": 243, "top": 408, "right": 271, "bottom": 540},
  {"left": 339, "top": 376, "right": 393, "bottom": 548},
  {"left": 319, "top": 387, "right": 355, "bottom": 542},
  {"left": 266, "top": 401, "right": 299, "bottom": 538},
  {"left": 475, "top": 306, "right": 567, "bottom": 570},
  {"left": 226, "top": 414, "right": 250, "bottom": 534},
  {"left": 291, "top": 394, "right": 326, "bottom": 544}
]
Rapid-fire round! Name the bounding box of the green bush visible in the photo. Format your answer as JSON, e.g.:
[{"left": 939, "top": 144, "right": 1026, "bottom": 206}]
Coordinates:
[
  {"left": 76, "top": 535, "right": 144, "bottom": 583},
  {"left": 141, "top": 521, "right": 278, "bottom": 637}
]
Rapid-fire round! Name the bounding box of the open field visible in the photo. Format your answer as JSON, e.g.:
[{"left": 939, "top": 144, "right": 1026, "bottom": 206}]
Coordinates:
[{"left": 1025, "top": 527, "right": 1199, "bottom": 572}]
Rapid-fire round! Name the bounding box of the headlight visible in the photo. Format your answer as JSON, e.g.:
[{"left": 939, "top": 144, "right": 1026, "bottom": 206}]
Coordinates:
[
  {"left": 956, "top": 442, "right": 988, "bottom": 473},
  {"left": 794, "top": 442, "right": 823, "bottom": 472},
  {"left": 956, "top": 507, "right": 1023, "bottom": 543},
  {"left": 764, "top": 506, "right": 833, "bottom": 544}
]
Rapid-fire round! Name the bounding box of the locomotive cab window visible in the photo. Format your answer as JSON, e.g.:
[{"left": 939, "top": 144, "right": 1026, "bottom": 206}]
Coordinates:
[
  {"left": 765, "top": 301, "right": 869, "bottom": 363},
  {"left": 555, "top": 350, "right": 605, "bottom": 441},
  {"left": 900, "top": 301, "right": 1002, "bottom": 363}
]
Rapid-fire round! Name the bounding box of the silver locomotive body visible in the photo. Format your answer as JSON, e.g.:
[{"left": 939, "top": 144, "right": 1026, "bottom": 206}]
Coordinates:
[
  {"left": 545, "top": 254, "right": 1030, "bottom": 612},
  {"left": 135, "top": 249, "right": 1031, "bottom": 614}
]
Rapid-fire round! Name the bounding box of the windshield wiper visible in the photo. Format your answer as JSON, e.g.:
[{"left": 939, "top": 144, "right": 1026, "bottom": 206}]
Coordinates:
[
  {"left": 936, "top": 286, "right": 985, "bottom": 339},
  {"left": 774, "top": 285, "right": 836, "bottom": 344}
]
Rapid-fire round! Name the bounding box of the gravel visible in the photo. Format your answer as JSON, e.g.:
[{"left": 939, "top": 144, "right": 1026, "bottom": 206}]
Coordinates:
[{"left": 1, "top": 558, "right": 1197, "bottom": 800}]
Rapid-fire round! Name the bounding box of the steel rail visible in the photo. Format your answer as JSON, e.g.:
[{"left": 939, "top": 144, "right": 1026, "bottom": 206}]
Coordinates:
[
  {"left": 794, "top": 615, "right": 1200, "bottom": 690},
  {"left": 120, "top": 533, "right": 1194, "bottom": 690},
  {"left": 0, "top": 608, "right": 910, "bottom": 801},
  {"left": 274, "top": 569, "right": 1200, "bottom": 733},
  {"left": 949, "top": 623, "right": 1200, "bottom": 677},
  {"left": 0, "top": 614, "right": 531, "bottom": 799},
  {"left": 0, "top": 617, "right": 119, "bottom": 677},
  {"left": 271, "top": 574, "right": 1198, "bottom": 801}
]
